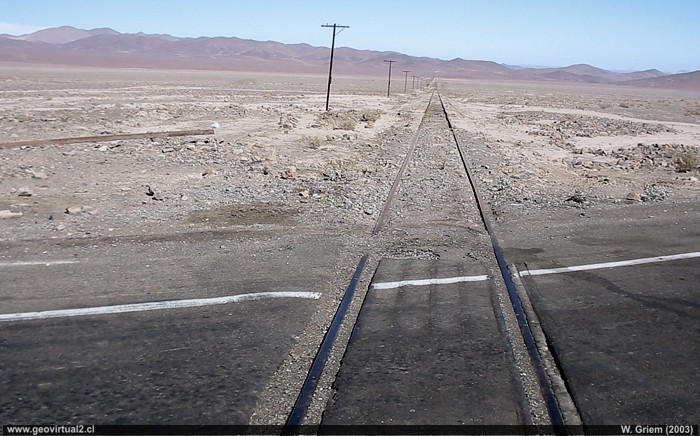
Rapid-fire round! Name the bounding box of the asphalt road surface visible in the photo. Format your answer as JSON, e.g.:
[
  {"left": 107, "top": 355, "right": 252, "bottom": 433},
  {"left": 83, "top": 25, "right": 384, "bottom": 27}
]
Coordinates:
[
  {"left": 2, "top": 202, "right": 698, "bottom": 426},
  {"left": 0, "top": 230, "right": 343, "bottom": 424},
  {"left": 502, "top": 201, "right": 700, "bottom": 424}
]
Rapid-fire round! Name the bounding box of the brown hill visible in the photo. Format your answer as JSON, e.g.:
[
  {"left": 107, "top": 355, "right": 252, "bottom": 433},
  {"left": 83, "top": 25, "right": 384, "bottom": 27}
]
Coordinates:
[
  {"left": 0, "top": 28, "right": 508, "bottom": 77},
  {"left": 511, "top": 63, "right": 668, "bottom": 84},
  {"left": 18, "top": 25, "right": 119, "bottom": 44},
  {"left": 2, "top": 26, "right": 693, "bottom": 89},
  {"left": 618, "top": 70, "right": 700, "bottom": 91}
]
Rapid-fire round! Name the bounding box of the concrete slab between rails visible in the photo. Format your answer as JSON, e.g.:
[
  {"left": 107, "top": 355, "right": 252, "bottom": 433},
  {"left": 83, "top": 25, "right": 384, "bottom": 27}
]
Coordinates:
[{"left": 322, "top": 258, "right": 525, "bottom": 425}]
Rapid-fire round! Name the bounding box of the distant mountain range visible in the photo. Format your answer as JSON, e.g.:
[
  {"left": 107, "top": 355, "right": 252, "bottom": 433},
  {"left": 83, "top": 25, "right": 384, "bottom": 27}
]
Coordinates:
[{"left": 1, "top": 26, "right": 698, "bottom": 90}]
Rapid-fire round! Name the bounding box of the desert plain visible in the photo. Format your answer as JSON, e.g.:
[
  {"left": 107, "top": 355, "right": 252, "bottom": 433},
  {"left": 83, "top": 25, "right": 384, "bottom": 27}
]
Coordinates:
[{"left": 1, "top": 62, "right": 699, "bottom": 242}]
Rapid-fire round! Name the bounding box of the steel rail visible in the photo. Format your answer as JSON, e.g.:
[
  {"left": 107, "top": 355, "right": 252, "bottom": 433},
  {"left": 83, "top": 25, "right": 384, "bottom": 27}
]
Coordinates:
[
  {"left": 436, "top": 90, "right": 567, "bottom": 432},
  {"left": 283, "top": 92, "right": 435, "bottom": 431},
  {"left": 283, "top": 89, "right": 567, "bottom": 432},
  {"left": 371, "top": 91, "right": 435, "bottom": 235},
  {"left": 282, "top": 255, "right": 369, "bottom": 434}
]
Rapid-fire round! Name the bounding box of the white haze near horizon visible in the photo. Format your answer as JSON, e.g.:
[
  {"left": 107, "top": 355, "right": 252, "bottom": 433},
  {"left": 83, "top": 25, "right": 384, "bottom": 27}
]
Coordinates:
[{"left": 0, "top": 22, "right": 46, "bottom": 36}]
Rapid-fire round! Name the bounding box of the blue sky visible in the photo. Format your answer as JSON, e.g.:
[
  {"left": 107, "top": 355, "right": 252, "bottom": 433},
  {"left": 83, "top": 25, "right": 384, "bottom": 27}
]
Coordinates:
[{"left": 1, "top": 0, "right": 698, "bottom": 73}]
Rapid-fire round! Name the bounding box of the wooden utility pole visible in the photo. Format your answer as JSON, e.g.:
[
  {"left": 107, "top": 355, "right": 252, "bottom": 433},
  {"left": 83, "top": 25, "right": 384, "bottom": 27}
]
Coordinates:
[
  {"left": 402, "top": 70, "right": 410, "bottom": 92},
  {"left": 384, "top": 60, "right": 396, "bottom": 97},
  {"left": 321, "top": 23, "right": 349, "bottom": 111}
]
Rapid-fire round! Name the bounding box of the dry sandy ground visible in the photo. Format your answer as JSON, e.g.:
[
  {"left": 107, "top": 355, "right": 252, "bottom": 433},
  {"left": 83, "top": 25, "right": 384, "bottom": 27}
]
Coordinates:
[{"left": 1, "top": 63, "right": 699, "bottom": 242}]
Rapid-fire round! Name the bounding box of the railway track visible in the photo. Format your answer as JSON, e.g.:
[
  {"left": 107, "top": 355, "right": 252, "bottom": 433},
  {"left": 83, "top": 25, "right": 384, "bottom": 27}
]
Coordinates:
[{"left": 281, "top": 83, "right": 579, "bottom": 433}]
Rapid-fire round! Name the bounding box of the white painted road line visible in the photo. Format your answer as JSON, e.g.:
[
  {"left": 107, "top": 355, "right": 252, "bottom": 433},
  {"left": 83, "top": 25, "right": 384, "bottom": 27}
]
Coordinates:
[
  {"left": 0, "top": 260, "right": 79, "bottom": 267},
  {"left": 0, "top": 291, "right": 321, "bottom": 323},
  {"left": 372, "top": 274, "right": 489, "bottom": 290},
  {"left": 520, "top": 251, "right": 700, "bottom": 277}
]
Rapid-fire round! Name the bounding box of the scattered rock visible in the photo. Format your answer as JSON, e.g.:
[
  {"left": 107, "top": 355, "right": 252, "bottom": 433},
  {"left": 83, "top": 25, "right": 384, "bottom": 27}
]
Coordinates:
[
  {"left": 566, "top": 193, "right": 587, "bottom": 204},
  {"left": 31, "top": 170, "right": 48, "bottom": 180},
  {"left": 642, "top": 184, "right": 671, "bottom": 202},
  {"left": 0, "top": 210, "right": 23, "bottom": 219},
  {"left": 323, "top": 168, "right": 345, "bottom": 182},
  {"left": 281, "top": 166, "right": 298, "bottom": 180},
  {"left": 65, "top": 206, "right": 83, "bottom": 215},
  {"left": 17, "top": 187, "right": 33, "bottom": 197},
  {"left": 146, "top": 185, "right": 164, "bottom": 201},
  {"left": 278, "top": 114, "right": 298, "bottom": 132},
  {"left": 506, "top": 112, "right": 675, "bottom": 143},
  {"left": 626, "top": 192, "right": 642, "bottom": 202}
]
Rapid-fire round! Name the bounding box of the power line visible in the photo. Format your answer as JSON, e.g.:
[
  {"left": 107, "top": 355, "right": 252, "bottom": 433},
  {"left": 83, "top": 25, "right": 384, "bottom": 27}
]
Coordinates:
[
  {"left": 402, "top": 70, "right": 411, "bottom": 92},
  {"left": 321, "top": 23, "right": 349, "bottom": 111},
  {"left": 384, "top": 60, "right": 397, "bottom": 97}
]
